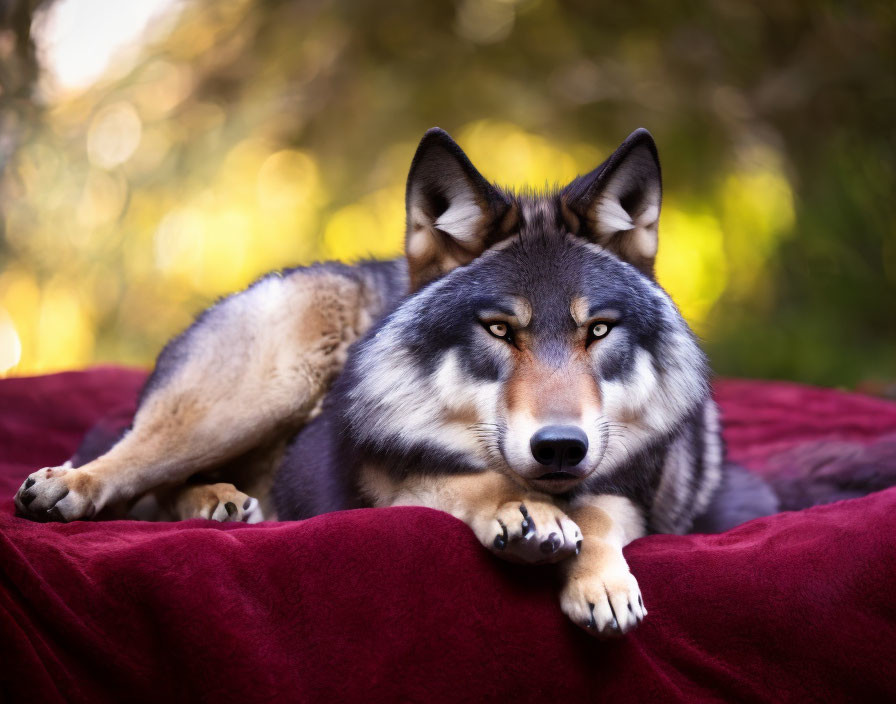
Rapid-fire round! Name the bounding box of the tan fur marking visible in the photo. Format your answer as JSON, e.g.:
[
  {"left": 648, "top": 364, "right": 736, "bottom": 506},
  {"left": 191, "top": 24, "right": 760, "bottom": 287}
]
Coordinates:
[
  {"left": 570, "top": 499, "right": 614, "bottom": 539},
  {"left": 505, "top": 351, "right": 600, "bottom": 422},
  {"left": 503, "top": 349, "right": 536, "bottom": 418},
  {"left": 359, "top": 465, "right": 523, "bottom": 513},
  {"left": 564, "top": 494, "right": 645, "bottom": 578},
  {"left": 511, "top": 296, "right": 532, "bottom": 327},
  {"left": 65, "top": 471, "right": 100, "bottom": 497},
  {"left": 558, "top": 494, "right": 647, "bottom": 634},
  {"left": 560, "top": 198, "right": 581, "bottom": 234},
  {"left": 570, "top": 296, "right": 590, "bottom": 326},
  {"left": 443, "top": 405, "right": 481, "bottom": 428},
  {"left": 477, "top": 305, "right": 527, "bottom": 333}
]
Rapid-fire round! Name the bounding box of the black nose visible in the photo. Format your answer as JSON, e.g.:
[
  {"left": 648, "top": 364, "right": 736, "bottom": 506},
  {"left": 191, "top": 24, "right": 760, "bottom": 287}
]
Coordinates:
[{"left": 530, "top": 425, "right": 588, "bottom": 468}]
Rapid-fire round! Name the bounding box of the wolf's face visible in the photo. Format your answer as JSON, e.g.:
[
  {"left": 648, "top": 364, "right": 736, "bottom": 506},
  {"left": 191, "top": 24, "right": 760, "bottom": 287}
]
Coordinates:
[{"left": 344, "top": 129, "right": 708, "bottom": 496}]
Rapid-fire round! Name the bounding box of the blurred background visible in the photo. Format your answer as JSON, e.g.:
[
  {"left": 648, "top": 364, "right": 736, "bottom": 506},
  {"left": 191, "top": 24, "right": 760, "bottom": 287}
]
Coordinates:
[{"left": 0, "top": 0, "right": 893, "bottom": 391}]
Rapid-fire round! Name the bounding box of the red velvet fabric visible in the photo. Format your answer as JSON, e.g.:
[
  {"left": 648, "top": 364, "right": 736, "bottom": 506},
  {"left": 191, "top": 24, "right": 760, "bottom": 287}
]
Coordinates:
[{"left": 2, "top": 368, "right": 896, "bottom": 702}]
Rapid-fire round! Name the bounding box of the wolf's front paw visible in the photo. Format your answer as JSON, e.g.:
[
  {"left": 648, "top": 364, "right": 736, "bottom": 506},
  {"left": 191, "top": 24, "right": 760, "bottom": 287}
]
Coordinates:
[
  {"left": 561, "top": 561, "right": 646, "bottom": 637},
  {"left": 14, "top": 464, "right": 99, "bottom": 522},
  {"left": 472, "top": 499, "right": 581, "bottom": 564}
]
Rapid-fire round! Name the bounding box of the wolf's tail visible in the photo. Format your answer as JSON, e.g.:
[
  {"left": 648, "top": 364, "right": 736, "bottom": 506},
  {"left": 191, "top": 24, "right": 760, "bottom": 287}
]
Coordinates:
[
  {"left": 693, "top": 434, "right": 896, "bottom": 534},
  {"left": 763, "top": 434, "right": 896, "bottom": 511}
]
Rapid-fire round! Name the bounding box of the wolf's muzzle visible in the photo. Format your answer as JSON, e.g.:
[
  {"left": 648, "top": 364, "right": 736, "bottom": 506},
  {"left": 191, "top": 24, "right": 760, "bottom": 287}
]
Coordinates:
[{"left": 529, "top": 425, "right": 589, "bottom": 478}]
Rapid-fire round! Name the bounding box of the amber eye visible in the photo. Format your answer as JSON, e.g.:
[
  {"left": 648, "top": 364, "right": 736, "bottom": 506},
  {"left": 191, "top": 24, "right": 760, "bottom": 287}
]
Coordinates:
[
  {"left": 587, "top": 321, "right": 614, "bottom": 344},
  {"left": 591, "top": 322, "right": 610, "bottom": 338},
  {"left": 486, "top": 322, "right": 510, "bottom": 339}
]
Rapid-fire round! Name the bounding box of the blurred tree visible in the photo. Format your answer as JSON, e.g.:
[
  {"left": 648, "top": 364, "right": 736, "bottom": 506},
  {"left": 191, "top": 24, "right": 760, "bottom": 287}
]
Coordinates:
[
  {"left": 0, "top": 0, "right": 45, "bottom": 204},
  {"left": 0, "top": 0, "right": 893, "bottom": 388}
]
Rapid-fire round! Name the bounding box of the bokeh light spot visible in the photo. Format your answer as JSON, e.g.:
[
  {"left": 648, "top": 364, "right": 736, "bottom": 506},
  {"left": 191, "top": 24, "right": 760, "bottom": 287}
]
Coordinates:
[
  {"left": 455, "top": 0, "right": 517, "bottom": 44},
  {"left": 35, "top": 281, "right": 94, "bottom": 372},
  {"left": 76, "top": 169, "right": 128, "bottom": 228},
  {"left": 656, "top": 207, "right": 729, "bottom": 332},
  {"left": 33, "top": 0, "right": 181, "bottom": 95},
  {"left": 257, "top": 150, "right": 320, "bottom": 213},
  {"left": 154, "top": 208, "right": 206, "bottom": 278},
  {"left": 87, "top": 101, "right": 143, "bottom": 169},
  {"left": 459, "top": 121, "right": 582, "bottom": 187},
  {"left": 720, "top": 147, "right": 795, "bottom": 301},
  {"left": 323, "top": 187, "right": 405, "bottom": 262},
  {"left": 0, "top": 308, "right": 22, "bottom": 374}
]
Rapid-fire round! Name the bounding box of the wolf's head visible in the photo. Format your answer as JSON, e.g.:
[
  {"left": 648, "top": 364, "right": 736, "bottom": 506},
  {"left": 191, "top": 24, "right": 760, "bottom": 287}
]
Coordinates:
[{"left": 343, "top": 128, "right": 709, "bottom": 496}]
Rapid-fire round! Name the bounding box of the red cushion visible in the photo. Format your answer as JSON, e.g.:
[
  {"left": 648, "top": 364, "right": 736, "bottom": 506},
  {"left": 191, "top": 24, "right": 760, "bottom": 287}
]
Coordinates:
[{"left": 2, "top": 368, "right": 896, "bottom": 702}]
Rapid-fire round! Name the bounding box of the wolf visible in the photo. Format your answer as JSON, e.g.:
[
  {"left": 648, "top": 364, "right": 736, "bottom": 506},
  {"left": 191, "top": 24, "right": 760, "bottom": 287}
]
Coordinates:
[{"left": 14, "top": 127, "right": 774, "bottom": 636}]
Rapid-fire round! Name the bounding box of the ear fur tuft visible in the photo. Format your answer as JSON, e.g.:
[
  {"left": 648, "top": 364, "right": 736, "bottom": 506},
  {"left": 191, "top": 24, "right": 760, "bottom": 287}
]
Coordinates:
[
  {"left": 562, "top": 128, "right": 662, "bottom": 277},
  {"left": 404, "top": 128, "right": 513, "bottom": 290}
]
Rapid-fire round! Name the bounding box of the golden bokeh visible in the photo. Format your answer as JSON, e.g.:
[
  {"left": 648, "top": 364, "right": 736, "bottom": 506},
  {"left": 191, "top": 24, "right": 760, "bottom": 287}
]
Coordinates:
[
  {"left": 0, "top": 0, "right": 892, "bottom": 388},
  {"left": 0, "top": 111, "right": 794, "bottom": 372}
]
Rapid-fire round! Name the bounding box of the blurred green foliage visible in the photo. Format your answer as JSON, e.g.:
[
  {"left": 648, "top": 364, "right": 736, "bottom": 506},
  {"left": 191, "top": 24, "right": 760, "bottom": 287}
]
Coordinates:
[{"left": 0, "top": 0, "right": 893, "bottom": 389}]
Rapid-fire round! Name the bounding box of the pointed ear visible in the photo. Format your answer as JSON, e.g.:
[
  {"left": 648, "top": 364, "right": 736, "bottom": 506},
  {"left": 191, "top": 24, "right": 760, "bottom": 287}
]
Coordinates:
[
  {"left": 405, "top": 128, "right": 514, "bottom": 290},
  {"left": 562, "top": 128, "right": 662, "bottom": 277}
]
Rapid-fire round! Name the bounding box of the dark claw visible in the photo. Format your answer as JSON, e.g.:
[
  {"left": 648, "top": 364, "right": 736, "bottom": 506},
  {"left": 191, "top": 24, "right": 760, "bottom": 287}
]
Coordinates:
[
  {"left": 493, "top": 520, "right": 508, "bottom": 550},
  {"left": 605, "top": 590, "right": 620, "bottom": 633},
  {"left": 540, "top": 532, "right": 561, "bottom": 554},
  {"left": 25, "top": 477, "right": 35, "bottom": 489},
  {"left": 586, "top": 602, "right": 596, "bottom": 629},
  {"left": 638, "top": 595, "right": 644, "bottom": 608},
  {"left": 628, "top": 603, "right": 634, "bottom": 613},
  {"left": 576, "top": 539, "right": 583, "bottom": 551},
  {"left": 519, "top": 505, "right": 535, "bottom": 537},
  {"left": 224, "top": 501, "right": 237, "bottom": 518},
  {"left": 243, "top": 497, "right": 252, "bottom": 510}
]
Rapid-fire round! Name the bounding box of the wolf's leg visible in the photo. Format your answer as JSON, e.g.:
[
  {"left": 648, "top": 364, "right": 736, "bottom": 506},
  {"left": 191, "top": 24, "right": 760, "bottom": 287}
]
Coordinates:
[
  {"left": 559, "top": 494, "right": 647, "bottom": 637},
  {"left": 15, "top": 265, "right": 388, "bottom": 522},
  {"left": 366, "top": 468, "right": 582, "bottom": 564},
  {"left": 155, "top": 482, "right": 264, "bottom": 523}
]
